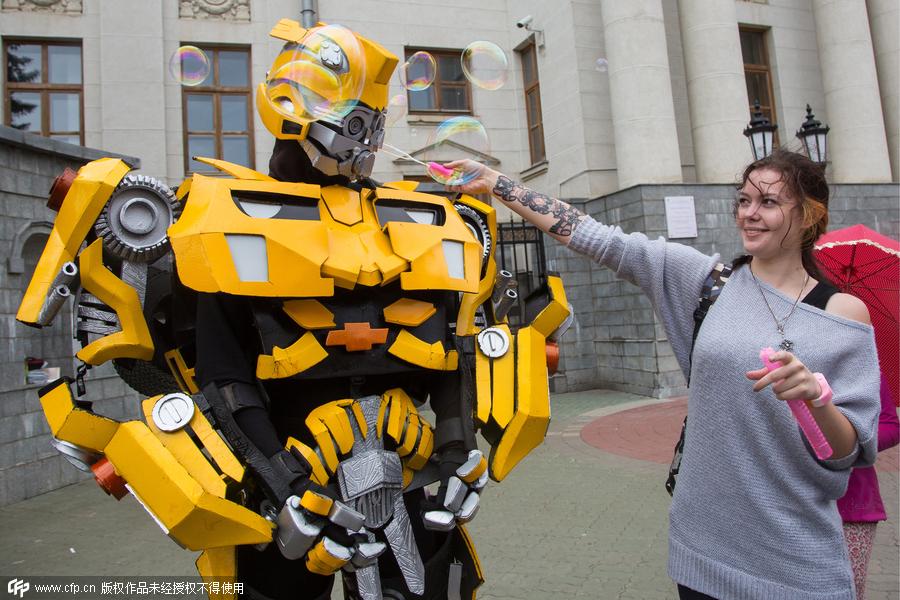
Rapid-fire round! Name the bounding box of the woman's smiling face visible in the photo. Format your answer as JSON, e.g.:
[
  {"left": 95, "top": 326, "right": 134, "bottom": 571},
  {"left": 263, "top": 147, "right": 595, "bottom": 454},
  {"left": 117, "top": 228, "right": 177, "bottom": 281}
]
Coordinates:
[{"left": 736, "top": 167, "right": 805, "bottom": 259}]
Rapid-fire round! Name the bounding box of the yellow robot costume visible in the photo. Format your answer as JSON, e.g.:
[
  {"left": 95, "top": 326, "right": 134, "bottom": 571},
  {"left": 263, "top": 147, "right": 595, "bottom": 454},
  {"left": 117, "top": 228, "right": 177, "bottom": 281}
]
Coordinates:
[{"left": 17, "top": 19, "right": 571, "bottom": 600}]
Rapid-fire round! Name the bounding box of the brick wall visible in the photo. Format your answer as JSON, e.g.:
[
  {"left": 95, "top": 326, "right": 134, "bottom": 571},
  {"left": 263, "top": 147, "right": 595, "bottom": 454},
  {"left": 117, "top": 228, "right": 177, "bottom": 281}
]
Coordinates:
[
  {"left": 0, "top": 126, "right": 141, "bottom": 506},
  {"left": 552, "top": 182, "right": 900, "bottom": 397}
]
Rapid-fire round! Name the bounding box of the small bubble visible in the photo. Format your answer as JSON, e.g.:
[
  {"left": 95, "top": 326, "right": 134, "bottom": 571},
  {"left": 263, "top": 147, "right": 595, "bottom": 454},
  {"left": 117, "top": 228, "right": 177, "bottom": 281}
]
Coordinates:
[
  {"left": 461, "top": 41, "right": 509, "bottom": 91},
  {"left": 595, "top": 58, "right": 608, "bottom": 73},
  {"left": 168, "top": 46, "right": 211, "bottom": 87},
  {"left": 400, "top": 52, "right": 437, "bottom": 91}
]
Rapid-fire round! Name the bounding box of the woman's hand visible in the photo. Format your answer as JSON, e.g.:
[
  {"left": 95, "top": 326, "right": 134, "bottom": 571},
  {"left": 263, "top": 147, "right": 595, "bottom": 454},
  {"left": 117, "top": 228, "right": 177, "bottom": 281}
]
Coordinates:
[
  {"left": 746, "top": 350, "right": 822, "bottom": 401},
  {"left": 442, "top": 159, "right": 502, "bottom": 196}
]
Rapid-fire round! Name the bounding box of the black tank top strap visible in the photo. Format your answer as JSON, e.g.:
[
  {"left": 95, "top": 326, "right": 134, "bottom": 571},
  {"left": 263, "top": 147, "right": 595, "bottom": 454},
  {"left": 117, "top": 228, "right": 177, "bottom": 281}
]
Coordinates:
[{"left": 802, "top": 281, "right": 840, "bottom": 310}]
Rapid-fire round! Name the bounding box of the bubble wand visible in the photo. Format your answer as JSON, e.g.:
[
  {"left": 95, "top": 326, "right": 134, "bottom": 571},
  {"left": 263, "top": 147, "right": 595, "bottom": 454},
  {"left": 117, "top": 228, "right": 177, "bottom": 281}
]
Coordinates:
[
  {"left": 760, "top": 348, "right": 833, "bottom": 460},
  {"left": 381, "top": 143, "right": 456, "bottom": 178}
]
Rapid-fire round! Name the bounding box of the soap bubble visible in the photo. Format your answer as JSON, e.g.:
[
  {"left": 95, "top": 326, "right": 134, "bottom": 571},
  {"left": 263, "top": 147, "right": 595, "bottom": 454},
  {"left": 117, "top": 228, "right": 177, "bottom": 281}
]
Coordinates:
[
  {"left": 461, "top": 41, "right": 509, "bottom": 91},
  {"left": 595, "top": 58, "right": 608, "bottom": 73},
  {"left": 265, "top": 24, "right": 366, "bottom": 124},
  {"left": 385, "top": 94, "right": 408, "bottom": 126},
  {"left": 400, "top": 51, "right": 436, "bottom": 91},
  {"left": 422, "top": 116, "right": 490, "bottom": 185},
  {"left": 169, "top": 46, "right": 210, "bottom": 86}
]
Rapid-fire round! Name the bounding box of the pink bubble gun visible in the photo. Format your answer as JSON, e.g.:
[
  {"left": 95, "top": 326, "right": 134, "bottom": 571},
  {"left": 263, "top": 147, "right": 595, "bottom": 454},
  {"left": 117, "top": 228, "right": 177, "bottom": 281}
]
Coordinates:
[
  {"left": 760, "top": 348, "right": 833, "bottom": 460},
  {"left": 428, "top": 162, "right": 459, "bottom": 183},
  {"left": 427, "top": 162, "right": 455, "bottom": 178}
]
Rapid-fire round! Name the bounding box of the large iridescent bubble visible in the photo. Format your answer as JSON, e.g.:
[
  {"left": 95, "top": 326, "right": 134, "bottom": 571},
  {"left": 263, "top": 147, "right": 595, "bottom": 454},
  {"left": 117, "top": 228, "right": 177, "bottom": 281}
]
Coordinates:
[
  {"left": 423, "top": 116, "right": 490, "bottom": 185},
  {"left": 265, "top": 24, "right": 366, "bottom": 125},
  {"left": 399, "top": 51, "right": 437, "bottom": 91},
  {"left": 169, "top": 46, "right": 210, "bottom": 87},
  {"left": 461, "top": 41, "right": 508, "bottom": 91}
]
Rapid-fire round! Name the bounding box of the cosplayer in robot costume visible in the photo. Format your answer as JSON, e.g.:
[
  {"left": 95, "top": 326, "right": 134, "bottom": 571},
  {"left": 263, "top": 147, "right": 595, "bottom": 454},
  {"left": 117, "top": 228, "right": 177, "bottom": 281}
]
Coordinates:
[{"left": 17, "top": 19, "right": 571, "bottom": 600}]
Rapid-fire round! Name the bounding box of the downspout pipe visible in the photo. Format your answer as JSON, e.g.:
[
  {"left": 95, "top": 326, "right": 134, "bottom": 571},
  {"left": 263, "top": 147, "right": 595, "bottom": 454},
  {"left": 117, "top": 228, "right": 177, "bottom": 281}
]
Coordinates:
[{"left": 301, "top": 0, "right": 317, "bottom": 27}]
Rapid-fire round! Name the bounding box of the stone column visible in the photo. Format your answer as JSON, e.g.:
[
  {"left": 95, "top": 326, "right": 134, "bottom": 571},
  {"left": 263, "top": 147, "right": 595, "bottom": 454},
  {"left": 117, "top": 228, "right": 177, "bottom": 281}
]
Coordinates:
[
  {"left": 600, "top": 0, "right": 682, "bottom": 188},
  {"left": 866, "top": 0, "right": 899, "bottom": 182},
  {"left": 677, "top": 0, "right": 751, "bottom": 182},
  {"left": 811, "top": 0, "right": 891, "bottom": 182}
]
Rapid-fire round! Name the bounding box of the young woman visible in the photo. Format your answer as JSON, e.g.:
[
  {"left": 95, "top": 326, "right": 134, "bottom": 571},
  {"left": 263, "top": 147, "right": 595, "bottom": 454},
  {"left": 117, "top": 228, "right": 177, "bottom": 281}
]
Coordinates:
[{"left": 443, "top": 150, "right": 880, "bottom": 600}]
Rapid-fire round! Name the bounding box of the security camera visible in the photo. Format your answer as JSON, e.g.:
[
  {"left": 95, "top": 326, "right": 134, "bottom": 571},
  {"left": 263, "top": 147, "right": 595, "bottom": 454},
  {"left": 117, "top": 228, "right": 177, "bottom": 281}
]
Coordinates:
[{"left": 516, "top": 15, "right": 533, "bottom": 29}]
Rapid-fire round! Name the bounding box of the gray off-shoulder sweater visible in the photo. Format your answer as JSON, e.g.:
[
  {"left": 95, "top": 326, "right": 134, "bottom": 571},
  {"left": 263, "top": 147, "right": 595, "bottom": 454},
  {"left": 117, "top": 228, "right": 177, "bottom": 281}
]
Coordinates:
[{"left": 570, "top": 216, "right": 880, "bottom": 600}]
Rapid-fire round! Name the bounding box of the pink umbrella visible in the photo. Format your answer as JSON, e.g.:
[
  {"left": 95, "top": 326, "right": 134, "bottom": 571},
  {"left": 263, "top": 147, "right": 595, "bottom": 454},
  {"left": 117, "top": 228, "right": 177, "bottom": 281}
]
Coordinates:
[{"left": 814, "top": 224, "right": 900, "bottom": 406}]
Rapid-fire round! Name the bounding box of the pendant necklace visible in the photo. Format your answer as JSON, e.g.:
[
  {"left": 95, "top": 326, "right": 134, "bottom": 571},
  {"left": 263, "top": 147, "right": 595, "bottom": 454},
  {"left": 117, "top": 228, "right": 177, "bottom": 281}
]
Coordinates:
[{"left": 750, "top": 264, "right": 810, "bottom": 353}]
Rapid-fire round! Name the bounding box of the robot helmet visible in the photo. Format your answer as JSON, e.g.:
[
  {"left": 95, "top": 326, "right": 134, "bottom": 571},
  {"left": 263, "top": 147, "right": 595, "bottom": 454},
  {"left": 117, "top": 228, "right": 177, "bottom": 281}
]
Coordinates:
[{"left": 257, "top": 20, "right": 398, "bottom": 180}]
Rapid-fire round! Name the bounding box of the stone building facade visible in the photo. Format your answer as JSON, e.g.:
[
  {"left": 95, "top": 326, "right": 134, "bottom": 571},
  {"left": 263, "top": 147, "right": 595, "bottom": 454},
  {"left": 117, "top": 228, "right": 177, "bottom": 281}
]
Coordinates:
[
  {"left": 1, "top": 0, "right": 896, "bottom": 192},
  {"left": 0, "top": 0, "right": 897, "bottom": 503}
]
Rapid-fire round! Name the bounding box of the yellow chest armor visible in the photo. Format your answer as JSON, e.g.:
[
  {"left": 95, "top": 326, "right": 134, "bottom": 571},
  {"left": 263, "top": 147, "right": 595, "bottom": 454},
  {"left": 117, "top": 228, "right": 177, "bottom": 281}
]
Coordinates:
[{"left": 168, "top": 164, "right": 483, "bottom": 298}]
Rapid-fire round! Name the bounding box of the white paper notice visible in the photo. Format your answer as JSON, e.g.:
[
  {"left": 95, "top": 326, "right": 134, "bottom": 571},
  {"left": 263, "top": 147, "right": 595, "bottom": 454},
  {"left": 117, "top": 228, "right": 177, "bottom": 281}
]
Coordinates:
[{"left": 664, "top": 196, "right": 698, "bottom": 239}]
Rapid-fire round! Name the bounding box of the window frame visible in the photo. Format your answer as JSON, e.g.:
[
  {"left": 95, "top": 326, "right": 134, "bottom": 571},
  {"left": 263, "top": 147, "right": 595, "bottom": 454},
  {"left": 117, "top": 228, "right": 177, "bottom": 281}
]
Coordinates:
[
  {"left": 3, "top": 38, "right": 84, "bottom": 145},
  {"left": 404, "top": 47, "right": 473, "bottom": 116},
  {"left": 180, "top": 44, "right": 255, "bottom": 175},
  {"left": 516, "top": 37, "right": 546, "bottom": 166},
  {"left": 739, "top": 26, "right": 779, "bottom": 144}
]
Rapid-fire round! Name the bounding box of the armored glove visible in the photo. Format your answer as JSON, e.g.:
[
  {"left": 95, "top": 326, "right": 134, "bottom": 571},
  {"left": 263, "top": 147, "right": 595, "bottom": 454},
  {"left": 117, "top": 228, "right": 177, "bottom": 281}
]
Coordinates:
[
  {"left": 421, "top": 444, "right": 487, "bottom": 531},
  {"left": 273, "top": 447, "right": 387, "bottom": 575}
]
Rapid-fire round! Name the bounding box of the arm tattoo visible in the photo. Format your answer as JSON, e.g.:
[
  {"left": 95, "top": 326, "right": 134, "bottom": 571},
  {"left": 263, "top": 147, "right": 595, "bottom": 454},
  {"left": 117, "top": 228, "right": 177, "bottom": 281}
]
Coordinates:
[{"left": 492, "top": 175, "right": 585, "bottom": 237}]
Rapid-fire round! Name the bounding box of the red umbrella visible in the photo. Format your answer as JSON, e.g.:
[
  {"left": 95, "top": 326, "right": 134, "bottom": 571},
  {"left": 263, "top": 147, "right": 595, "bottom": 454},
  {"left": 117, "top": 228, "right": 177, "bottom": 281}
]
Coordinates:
[{"left": 814, "top": 224, "right": 900, "bottom": 405}]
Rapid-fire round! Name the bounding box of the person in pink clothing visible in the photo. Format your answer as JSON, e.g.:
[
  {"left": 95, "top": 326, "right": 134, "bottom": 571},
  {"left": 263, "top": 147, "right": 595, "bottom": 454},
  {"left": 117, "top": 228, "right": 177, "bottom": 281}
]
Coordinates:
[{"left": 838, "top": 373, "right": 900, "bottom": 599}]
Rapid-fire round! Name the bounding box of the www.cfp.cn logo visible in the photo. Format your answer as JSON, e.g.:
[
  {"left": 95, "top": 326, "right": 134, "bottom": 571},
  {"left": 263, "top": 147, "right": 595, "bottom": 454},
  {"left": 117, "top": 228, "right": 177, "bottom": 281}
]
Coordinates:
[{"left": 7, "top": 579, "right": 29, "bottom": 598}]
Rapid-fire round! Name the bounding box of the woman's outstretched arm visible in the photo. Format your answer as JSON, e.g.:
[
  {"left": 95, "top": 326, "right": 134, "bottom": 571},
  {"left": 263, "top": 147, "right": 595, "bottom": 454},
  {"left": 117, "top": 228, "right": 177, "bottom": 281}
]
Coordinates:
[{"left": 444, "top": 160, "right": 587, "bottom": 246}]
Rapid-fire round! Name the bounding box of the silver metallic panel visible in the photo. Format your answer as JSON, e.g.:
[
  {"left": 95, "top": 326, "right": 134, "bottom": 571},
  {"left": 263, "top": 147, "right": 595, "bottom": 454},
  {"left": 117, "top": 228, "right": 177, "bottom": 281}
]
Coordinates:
[
  {"left": 355, "top": 488, "right": 394, "bottom": 529},
  {"left": 322, "top": 537, "right": 353, "bottom": 562},
  {"left": 49, "top": 438, "right": 101, "bottom": 472},
  {"left": 151, "top": 393, "right": 195, "bottom": 432},
  {"left": 328, "top": 501, "right": 365, "bottom": 532},
  {"left": 448, "top": 563, "right": 463, "bottom": 600},
  {"left": 477, "top": 327, "right": 510, "bottom": 358},
  {"left": 276, "top": 496, "right": 323, "bottom": 560},
  {"left": 76, "top": 320, "right": 121, "bottom": 335},
  {"left": 443, "top": 476, "right": 466, "bottom": 513},
  {"left": 384, "top": 492, "right": 425, "bottom": 594},
  {"left": 120, "top": 261, "right": 148, "bottom": 307},
  {"left": 354, "top": 565, "right": 382, "bottom": 600},
  {"left": 337, "top": 450, "right": 403, "bottom": 500},
  {"left": 37, "top": 284, "right": 71, "bottom": 327},
  {"left": 457, "top": 493, "right": 479, "bottom": 524},
  {"left": 456, "top": 450, "right": 484, "bottom": 479},
  {"left": 77, "top": 305, "right": 118, "bottom": 323},
  {"left": 493, "top": 288, "right": 518, "bottom": 321},
  {"left": 422, "top": 510, "right": 455, "bottom": 532}
]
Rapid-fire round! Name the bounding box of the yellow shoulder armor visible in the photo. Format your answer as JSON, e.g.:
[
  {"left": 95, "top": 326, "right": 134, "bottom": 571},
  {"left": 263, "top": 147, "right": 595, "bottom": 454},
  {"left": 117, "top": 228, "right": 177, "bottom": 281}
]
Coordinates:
[{"left": 473, "top": 274, "right": 571, "bottom": 481}]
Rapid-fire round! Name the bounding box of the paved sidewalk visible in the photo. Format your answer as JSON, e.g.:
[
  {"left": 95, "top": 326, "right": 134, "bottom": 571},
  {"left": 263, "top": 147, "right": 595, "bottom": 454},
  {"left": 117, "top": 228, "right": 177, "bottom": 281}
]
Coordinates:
[{"left": 0, "top": 389, "right": 897, "bottom": 599}]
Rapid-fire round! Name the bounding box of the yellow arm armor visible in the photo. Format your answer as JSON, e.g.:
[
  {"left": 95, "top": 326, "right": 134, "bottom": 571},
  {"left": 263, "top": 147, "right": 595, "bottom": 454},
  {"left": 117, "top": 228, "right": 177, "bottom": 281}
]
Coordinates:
[
  {"left": 473, "top": 275, "right": 570, "bottom": 481},
  {"left": 39, "top": 378, "right": 272, "bottom": 551}
]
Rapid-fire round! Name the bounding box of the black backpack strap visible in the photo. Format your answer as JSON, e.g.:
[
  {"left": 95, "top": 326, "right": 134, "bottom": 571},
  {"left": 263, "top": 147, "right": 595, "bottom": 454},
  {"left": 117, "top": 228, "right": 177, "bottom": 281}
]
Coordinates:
[
  {"left": 666, "top": 261, "right": 732, "bottom": 497},
  {"left": 687, "top": 262, "right": 733, "bottom": 385}
]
